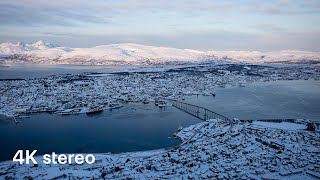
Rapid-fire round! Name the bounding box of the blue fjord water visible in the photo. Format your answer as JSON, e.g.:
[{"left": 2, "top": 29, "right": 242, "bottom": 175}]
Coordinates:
[
  {"left": 1, "top": 80, "right": 319, "bottom": 162},
  {"left": 186, "top": 80, "right": 320, "bottom": 122},
  {"left": 0, "top": 63, "right": 319, "bottom": 162},
  {"left": 0, "top": 104, "right": 201, "bottom": 162}
]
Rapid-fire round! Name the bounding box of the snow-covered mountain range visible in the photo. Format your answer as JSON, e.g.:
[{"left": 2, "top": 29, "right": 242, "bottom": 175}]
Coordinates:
[
  {"left": 0, "top": 40, "right": 58, "bottom": 54},
  {"left": 1, "top": 41, "right": 319, "bottom": 65}
]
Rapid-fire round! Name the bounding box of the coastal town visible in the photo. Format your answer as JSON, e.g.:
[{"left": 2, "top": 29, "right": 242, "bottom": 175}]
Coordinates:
[
  {"left": 0, "top": 64, "right": 319, "bottom": 118},
  {"left": 0, "top": 63, "right": 319, "bottom": 179},
  {"left": 1, "top": 0, "right": 320, "bottom": 178}
]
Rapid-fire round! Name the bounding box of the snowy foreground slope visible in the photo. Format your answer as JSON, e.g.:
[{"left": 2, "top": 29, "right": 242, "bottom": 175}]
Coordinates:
[
  {"left": 0, "top": 119, "right": 319, "bottom": 179},
  {"left": 1, "top": 41, "right": 320, "bottom": 65}
]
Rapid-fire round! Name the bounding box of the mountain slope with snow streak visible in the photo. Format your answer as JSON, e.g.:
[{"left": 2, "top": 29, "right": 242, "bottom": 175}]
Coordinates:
[{"left": 1, "top": 41, "right": 319, "bottom": 65}]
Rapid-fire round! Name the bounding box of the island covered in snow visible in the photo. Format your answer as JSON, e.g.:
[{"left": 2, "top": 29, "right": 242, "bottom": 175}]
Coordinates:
[
  {"left": 0, "top": 63, "right": 319, "bottom": 118},
  {"left": 1, "top": 41, "right": 320, "bottom": 65}
]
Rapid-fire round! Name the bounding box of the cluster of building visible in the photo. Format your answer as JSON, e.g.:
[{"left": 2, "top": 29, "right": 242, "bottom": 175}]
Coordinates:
[
  {"left": 0, "top": 64, "right": 319, "bottom": 179},
  {"left": 0, "top": 64, "right": 319, "bottom": 117},
  {"left": 0, "top": 118, "right": 318, "bottom": 179}
]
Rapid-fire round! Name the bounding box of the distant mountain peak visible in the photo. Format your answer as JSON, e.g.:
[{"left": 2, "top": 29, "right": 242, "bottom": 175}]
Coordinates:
[
  {"left": 0, "top": 40, "right": 60, "bottom": 55},
  {"left": 31, "top": 40, "right": 58, "bottom": 49},
  {"left": 16, "top": 42, "right": 25, "bottom": 47},
  {"left": 0, "top": 41, "right": 319, "bottom": 65},
  {"left": 33, "top": 40, "right": 45, "bottom": 45}
]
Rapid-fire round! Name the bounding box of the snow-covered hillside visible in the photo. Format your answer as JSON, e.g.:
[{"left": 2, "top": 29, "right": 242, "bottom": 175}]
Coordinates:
[
  {"left": 0, "top": 41, "right": 319, "bottom": 65},
  {"left": 206, "top": 50, "right": 320, "bottom": 64},
  {"left": 0, "top": 40, "right": 57, "bottom": 55}
]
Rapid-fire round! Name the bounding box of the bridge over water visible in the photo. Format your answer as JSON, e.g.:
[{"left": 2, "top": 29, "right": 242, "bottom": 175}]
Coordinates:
[{"left": 168, "top": 99, "right": 231, "bottom": 123}]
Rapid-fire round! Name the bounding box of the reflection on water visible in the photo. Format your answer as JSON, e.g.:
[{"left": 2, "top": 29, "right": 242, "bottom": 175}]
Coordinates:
[
  {"left": 0, "top": 103, "right": 201, "bottom": 162},
  {"left": 185, "top": 80, "right": 320, "bottom": 122}
]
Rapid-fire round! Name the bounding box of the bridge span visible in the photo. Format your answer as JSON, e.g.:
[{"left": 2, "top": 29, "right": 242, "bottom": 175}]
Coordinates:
[{"left": 168, "top": 99, "right": 231, "bottom": 123}]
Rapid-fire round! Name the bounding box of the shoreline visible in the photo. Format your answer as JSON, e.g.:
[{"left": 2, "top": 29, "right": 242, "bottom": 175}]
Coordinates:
[
  {"left": 0, "top": 118, "right": 319, "bottom": 179},
  {"left": 0, "top": 63, "right": 320, "bottom": 178},
  {"left": 1, "top": 78, "right": 320, "bottom": 122}
]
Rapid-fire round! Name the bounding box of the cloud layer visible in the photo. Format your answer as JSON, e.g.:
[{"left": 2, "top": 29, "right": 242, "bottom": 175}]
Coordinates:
[{"left": 0, "top": 0, "right": 319, "bottom": 51}]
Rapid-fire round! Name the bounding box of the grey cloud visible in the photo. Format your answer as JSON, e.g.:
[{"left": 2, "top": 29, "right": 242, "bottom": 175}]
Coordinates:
[
  {"left": 252, "top": 24, "right": 288, "bottom": 33},
  {"left": 1, "top": 0, "right": 319, "bottom": 27},
  {"left": 0, "top": 0, "right": 319, "bottom": 52},
  {"left": 247, "top": 0, "right": 320, "bottom": 15},
  {"left": 0, "top": 2, "right": 113, "bottom": 26}
]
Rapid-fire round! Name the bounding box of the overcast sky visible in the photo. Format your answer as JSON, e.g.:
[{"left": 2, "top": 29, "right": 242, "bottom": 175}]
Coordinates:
[{"left": 0, "top": 0, "right": 320, "bottom": 51}]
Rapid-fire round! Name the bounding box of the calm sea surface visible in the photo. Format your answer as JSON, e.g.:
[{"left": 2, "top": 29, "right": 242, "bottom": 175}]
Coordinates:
[
  {"left": 0, "top": 104, "right": 201, "bottom": 162},
  {"left": 0, "top": 64, "right": 319, "bottom": 162},
  {"left": 186, "top": 80, "right": 320, "bottom": 122}
]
